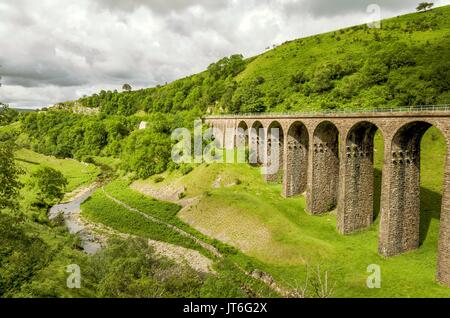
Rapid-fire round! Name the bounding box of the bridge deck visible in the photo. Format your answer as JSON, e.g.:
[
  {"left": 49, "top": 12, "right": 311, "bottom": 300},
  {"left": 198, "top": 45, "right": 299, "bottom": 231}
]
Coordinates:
[{"left": 204, "top": 105, "right": 450, "bottom": 120}]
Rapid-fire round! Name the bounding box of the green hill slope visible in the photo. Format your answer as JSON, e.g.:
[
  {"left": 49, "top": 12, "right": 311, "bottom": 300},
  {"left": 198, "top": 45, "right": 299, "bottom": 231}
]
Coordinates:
[
  {"left": 66, "top": 5, "right": 450, "bottom": 115},
  {"left": 18, "top": 5, "right": 450, "bottom": 183}
]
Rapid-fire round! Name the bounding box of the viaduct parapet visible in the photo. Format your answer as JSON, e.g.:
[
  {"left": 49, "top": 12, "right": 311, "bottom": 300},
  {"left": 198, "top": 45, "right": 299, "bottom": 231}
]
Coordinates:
[{"left": 204, "top": 108, "right": 450, "bottom": 287}]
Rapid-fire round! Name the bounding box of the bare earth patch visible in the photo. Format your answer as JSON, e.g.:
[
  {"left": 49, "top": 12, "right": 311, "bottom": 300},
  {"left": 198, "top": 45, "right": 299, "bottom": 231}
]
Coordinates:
[
  {"left": 131, "top": 182, "right": 195, "bottom": 207},
  {"left": 131, "top": 178, "right": 306, "bottom": 265}
]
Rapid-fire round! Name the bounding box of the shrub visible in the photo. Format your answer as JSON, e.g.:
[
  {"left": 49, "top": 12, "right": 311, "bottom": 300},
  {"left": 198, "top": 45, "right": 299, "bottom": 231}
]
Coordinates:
[
  {"left": 154, "top": 176, "right": 165, "bottom": 183},
  {"left": 29, "top": 167, "right": 68, "bottom": 207},
  {"left": 180, "top": 164, "right": 194, "bottom": 176}
]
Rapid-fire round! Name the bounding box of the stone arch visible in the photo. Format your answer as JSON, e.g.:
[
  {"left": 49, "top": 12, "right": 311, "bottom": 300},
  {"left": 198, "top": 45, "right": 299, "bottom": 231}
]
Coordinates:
[
  {"left": 210, "top": 121, "right": 223, "bottom": 148},
  {"left": 309, "top": 121, "right": 340, "bottom": 214},
  {"left": 379, "top": 121, "right": 446, "bottom": 257},
  {"left": 266, "top": 121, "right": 285, "bottom": 182},
  {"left": 237, "top": 121, "right": 249, "bottom": 148},
  {"left": 284, "top": 121, "right": 309, "bottom": 197},
  {"left": 236, "top": 121, "right": 249, "bottom": 163},
  {"left": 250, "top": 121, "right": 264, "bottom": 165},
  {"left": 337, "top": 121, "right": 383, "bottom": 234}
]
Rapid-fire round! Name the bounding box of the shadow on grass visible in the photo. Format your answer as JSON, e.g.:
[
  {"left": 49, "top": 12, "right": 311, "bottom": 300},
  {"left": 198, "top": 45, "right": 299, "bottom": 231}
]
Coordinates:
[
  {"left": 372, "top": 168, "right": 443, "bottom": 245},
  {"left": 373, "top": 168, "right": 382, "bottom": 221},
  {"left": 419, "top": 187, "right": 442, "bottom": 245},
  {"left": 16, "top": 158, "right": 39, "bottom": 165}
]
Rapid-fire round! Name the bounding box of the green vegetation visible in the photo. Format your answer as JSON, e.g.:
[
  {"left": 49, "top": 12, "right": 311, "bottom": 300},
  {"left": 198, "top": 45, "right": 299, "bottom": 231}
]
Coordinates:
[
  {"left": 81, "top": 190, "right": 208, "bottom": 254},
  {"left": 417, "top": 2, "right": 435, "bottom": 12},
  {"left": 1, "top": 140, "right": 274, "bottom": 297},
  {"left": 2, "top": 6, "right": 450, "bottom": 298},
  {"left": 29, "top": 167, "right": 68, "bottom": 207},
  {"left": 15, "top": 148, "right": 99, "bottom": 193},
  {"left": 19, "top": 109, "right": 202, "bottom": 179},
  {"left": 103, "top": 179, "right": 238, "bottom": 255},
  {"left": 59, "top": 6, "right": 449, "bottom": 115},
  {"left": 15, "top": 6, "right": 450, "bottom": 184},
  {"left": 82, "top": 180, "right": 279, "bottom": 297},
  {"left": 0, "top": 104, "right": 19, "bottom": 126},
  {"left": 135, "top": 128, "right": 448, "bottom": 297},
  {"left": 122, "top": 83, "right": 132, "bottom": 92},
  {"left": 0, "top": 141, "right": 23, "bottom": 210}
]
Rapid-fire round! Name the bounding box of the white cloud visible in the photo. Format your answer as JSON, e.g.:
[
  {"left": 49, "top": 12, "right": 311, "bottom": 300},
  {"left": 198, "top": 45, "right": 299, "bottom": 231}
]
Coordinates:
[{"left": 1, "top": 0, "right": 449, "bottom": 108}]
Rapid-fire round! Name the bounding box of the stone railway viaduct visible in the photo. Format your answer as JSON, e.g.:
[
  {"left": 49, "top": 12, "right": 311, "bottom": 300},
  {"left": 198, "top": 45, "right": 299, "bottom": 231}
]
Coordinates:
[{"left": 204, "top": 109, "right": 450, "bottom": 287}]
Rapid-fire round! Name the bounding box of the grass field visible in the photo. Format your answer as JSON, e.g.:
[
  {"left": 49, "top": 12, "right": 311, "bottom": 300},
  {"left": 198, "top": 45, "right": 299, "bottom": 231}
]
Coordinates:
[
  {"left": 16, "top": 148, "right": 100, "bottom": 192},
  {"left": 134, "top": 127, "right": 450, "bottom": 297},
  {"left": 81, "top": 189, "right": 210, "bottom": 254},
  {"left": 81, "top": 182, "right": 280, "bottom": 297},
  {"left": 14, "top": 148, "right": 100, "bottom": 209}
]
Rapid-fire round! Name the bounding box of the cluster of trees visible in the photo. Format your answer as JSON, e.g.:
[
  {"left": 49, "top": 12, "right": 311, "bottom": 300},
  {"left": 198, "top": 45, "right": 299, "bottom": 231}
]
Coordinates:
[
  {"left": 20, "top": 108, "right": 203, "bottom": 179},
  {"left": 22, "top": 111, "right": 135, "bottom": 159},
  {"left": 29, "top": 167, "right": 68, "bottom": 207},
  {"left": 68, "top": 54, "right": 248, "bottom": 116},
  {"left": 0, "top": 103, "right": 19, "bottom": 126},
  {"left": 417, "top": 2, "right": 434, "bottom": 12},
  {"left": 0, "top": 137, "right": 70, "bottom": 212},
  {"left": 0, "top": 141, "right": 23, "bottom": 210}
]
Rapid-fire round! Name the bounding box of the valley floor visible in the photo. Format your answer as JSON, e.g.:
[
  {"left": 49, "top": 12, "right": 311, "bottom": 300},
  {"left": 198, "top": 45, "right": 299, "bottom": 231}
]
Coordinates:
[
  {"left": 129, "top": 128, "right": 450, "bottom": 298},
  {"left": 6, "top": 127, "right": 449, "bottom": 298}
]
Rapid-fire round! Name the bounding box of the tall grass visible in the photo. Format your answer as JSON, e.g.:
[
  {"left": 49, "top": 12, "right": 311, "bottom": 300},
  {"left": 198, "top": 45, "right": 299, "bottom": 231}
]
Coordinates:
[{"left": 81, "top": 190, "right": 207, "bottom": 253}]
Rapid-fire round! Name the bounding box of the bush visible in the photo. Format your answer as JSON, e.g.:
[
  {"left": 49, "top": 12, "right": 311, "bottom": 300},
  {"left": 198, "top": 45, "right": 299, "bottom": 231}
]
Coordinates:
[
  {"left": 180, "top": 164, "right": 194, "bottom": 176},
  {"left": 154, "top": 176, "right": 165, "bottom": 183}
]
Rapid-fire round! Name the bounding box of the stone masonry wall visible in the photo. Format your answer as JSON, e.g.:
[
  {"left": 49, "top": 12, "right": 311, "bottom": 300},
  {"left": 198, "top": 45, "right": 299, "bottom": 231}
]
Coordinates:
[
  {"left": 337, "top": 122, "right": 378, "bottom": 235},
  {"left": 284, "top": 122, "right": 309, "bottom": 197},
  {"left": 205, "top": 112, "right": 450, "bottom": 287},
  {"left": 309, "top": 121, "right": 340, "bottom": 215}
]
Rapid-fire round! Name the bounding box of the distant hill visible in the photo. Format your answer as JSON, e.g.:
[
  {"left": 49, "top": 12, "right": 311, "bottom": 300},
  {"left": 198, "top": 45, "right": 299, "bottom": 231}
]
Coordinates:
[
  {"left": 59, "top": 5, "right": 450, "bottom": 115},
  {"left": 13, "top": 108, "right": 37, "bottom": 113}
]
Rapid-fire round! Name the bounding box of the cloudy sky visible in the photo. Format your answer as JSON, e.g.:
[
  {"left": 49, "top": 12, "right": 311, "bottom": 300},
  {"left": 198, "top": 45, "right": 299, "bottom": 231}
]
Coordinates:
[{"left": 1, "top": 0, "right": 449, "bottom": 109}]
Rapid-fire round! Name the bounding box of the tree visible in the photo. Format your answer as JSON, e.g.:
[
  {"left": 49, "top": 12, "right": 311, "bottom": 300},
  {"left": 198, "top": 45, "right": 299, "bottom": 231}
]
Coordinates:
[
  {"left": 0, "top": 141, "right": 23, "bottom": 210},
  {"left": 122, "top": 84, "right": 132, "bottom": 92},
  {"left": 0, "top": 103, "right": 19, "bottom": 126},
  {"left": 30, "top": 167, "right": 68, "bottom": 206},
  {"left": 416, "top": 2, "right": 434, "bottom": 12}
]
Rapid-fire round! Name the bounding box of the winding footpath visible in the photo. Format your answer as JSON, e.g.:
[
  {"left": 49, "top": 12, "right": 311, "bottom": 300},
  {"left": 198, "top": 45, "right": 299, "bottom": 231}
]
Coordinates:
[
  {"left": 102, "top": 187, "right": 221, "bottom": 258},
  {"left": 50, "top": 178, "right": 291, "bottom": 296},
  {"left": 49, "top": 182, "right": 215, "bottom": 273}
]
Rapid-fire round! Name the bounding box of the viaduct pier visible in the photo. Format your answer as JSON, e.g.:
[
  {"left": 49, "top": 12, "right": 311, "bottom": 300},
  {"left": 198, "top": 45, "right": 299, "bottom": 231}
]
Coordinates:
[{"left": 205, "top": 106, "right": 450, "bottom": 286}]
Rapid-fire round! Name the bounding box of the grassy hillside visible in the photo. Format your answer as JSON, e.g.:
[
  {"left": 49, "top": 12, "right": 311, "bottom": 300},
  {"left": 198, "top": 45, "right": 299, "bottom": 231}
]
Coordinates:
[
  {"left": 235, "top": 7, "right": 450, "bottom": 111},
  {"left": 5, "top": 5, "right": 450, "bottom": 299},
  {"left": 65, "top": 5, "right": 450, "bottom": 115},
  {"left": 81, "top": 180, "right": 280, "bottom": 298},
  {"left": 132, "top": 127, "right": 448, "bottom": 297},
  {"left": 16, "top": 148, "right": 100, "bottom": 193},
  {"left": 2, "top": 146, "right": 277, "bottom": 298},
  {"left": 19, "top": 6, "right": 450, "bottom": 182}
]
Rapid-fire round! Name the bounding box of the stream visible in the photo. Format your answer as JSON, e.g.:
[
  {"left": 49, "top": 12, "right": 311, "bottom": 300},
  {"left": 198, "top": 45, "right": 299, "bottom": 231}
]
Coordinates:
[{"left": 49, "top": 183, "right": 103, "bottom": 254}]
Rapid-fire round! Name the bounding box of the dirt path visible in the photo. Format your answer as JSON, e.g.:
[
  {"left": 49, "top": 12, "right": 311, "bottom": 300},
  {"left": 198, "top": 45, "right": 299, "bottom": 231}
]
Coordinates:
[
  {"left": 50, "top": 182, "right": 216, "bottom": 274},
  {"left": 56, "top": 174, "right": 291, "bottom": 295},
  {"left": 102, "top": 188, "right": 221, "bottom": 258},
  {"left": 83, "top": 218, "right": 215, "bottom": 274},
  {"left": 130, "top": 182, "right": 292, "bottom": 297}
]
